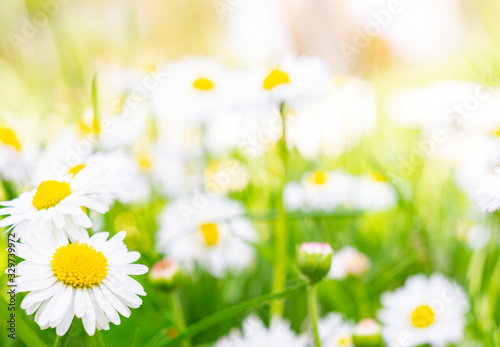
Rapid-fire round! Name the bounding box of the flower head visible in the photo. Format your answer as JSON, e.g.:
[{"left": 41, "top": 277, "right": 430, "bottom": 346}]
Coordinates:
[
  {"left": 16, "top": 231, "right": 148, "bottom": 336},
  {"left": 297, "top": 242, "right": 333, "bottom": 282},
  {"left": 377, "top": 273, "right": 469, "bottom": 347}
]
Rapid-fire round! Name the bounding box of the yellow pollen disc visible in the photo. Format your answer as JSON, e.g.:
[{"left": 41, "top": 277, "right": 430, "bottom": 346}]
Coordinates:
[
  {"left": 263, "top": 69, "right": 290, "bottom": 90},
  {"left": 496, "top": 128, "right": 500, "bottom": 137},
  {"left": 0, "top": 127, "right": 22, "bottom": 151},
  {"left": 411, "top": 305, "right": 435, "bottom": 328},
  {"left": 51, "top": 242, "right": 108, "bottom": 289},
  {"left": 138, "top": 154, "right": 153, "bottom": 172},
  {"left": 32, "top": 180, "right": 71, "bottom": 210},
  {"left": 373, "top": 173, "right": 387, "bottom": 182},
  {"left": 68, "top": 164, "right": 86, "bottom": 177},
  {"left": 338, "top": 336, "right": 352, "bottom": 346},
  {"left": 193, "top": 78, "right": 214, "bottom": 91},
  {"left": 309, "top": 171, "right": 328, "bottom": 185},
  {"left": 200, "top": 223, "right": 219, "bottom": 247}
]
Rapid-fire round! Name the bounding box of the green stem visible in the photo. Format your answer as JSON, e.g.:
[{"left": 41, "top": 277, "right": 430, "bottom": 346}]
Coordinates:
[
  {"left": 160, "top": 282, "right": 308, "bottom": 347},
  {"left": 54, "top": 322, "right": 73, "bottom": 347},
  {"left": 271, "top": 102, "right": 289, "bottom": 317},
  {"left": 308, "top": 284, "right": 322, "bottom": 347},
  {"left": 171, "top": 291, "right": 190, "bottom": 347},
  {"left": 96, "top": 330, "right": 106, "bottom": 347}
]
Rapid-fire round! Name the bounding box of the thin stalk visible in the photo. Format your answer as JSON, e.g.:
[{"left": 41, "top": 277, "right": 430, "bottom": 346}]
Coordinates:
[
  {"left": 54, "top": 323, "right": 73, "bottom": 347},
  {"left": 308, "top": 284, "right": 321, "bottom": 347},
  {"left": 170, "top": 291, "right": 190, "bottom": 347},
  {"left": 160, "top": 282, "right": 308, "bottom": 347},
  {"left": 271, "top": 102, "right": 288, "bottom": 317}
]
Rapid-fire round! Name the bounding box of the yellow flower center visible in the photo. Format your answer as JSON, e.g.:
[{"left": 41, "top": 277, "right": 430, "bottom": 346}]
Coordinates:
[
  {"left": 0, "top": 127, "right": 22, "bottom": 151},
  {"left": 411, "top": 305, "right": 435, "bottom": 328},
  {"left": 138, "top": 154, "right": 153, "bottom": 172},
  {"left": 263, "top": 69, "right": 290, "bottom": 90},
  {"left": 338, "top": 336, "right": 352, "bottom": 346},
  {"left": 200, "top": 223, "right": 219, "bottom": 247},
  {"left": 496, "top": 128, "right": 500, "bottom": 137},
  {"left": 32, "top": 180, "right": 72, "bottom": 210},
  {"left": 372, "top": 173, "right": 387, "bottom": 182},
  {"left": 309, "top": 171, "right": 328, "bottom": 185},
  {"left": 51, "top": 242, "right": 108, "bottom": 289},
  {"left": 68, "top": 164, "right": 86, "bottom": 177},
  {"left": 78, "top": 119, "right": 100, "bottom": 137},
  {"left": 193, "top": 77, "right": 214, "bottom": 91}
]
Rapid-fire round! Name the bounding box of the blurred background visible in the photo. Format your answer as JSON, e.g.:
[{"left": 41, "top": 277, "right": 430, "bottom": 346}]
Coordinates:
[{"left": 2, "top": 0, "right": 500, "bottom": 346}]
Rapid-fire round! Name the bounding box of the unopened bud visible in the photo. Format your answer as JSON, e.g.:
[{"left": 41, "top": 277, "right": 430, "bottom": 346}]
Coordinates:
[
  {"left": 150, "top": 259, "right": 183, "bottom": 291},
  {"left": 297, "top": 242, "right": 333, "bottom": 282},
  {"left": 352, "top": 319, "right": 382, "bottom": 347}
]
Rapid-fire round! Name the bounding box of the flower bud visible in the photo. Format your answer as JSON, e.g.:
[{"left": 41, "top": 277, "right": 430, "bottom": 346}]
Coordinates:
[
  {"left": 297, "top": 242, "right": 333, "bottom": 282},
  {"left": 352, "top": 319, "right": 382, "bottom": 347},
  {"left": 149, "top": 259, "right": 183, "bottom": 291}
]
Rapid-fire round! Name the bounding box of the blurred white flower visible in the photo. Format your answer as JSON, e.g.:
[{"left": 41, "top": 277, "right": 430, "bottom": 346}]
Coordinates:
[
  {"left": 244, "top": 55, "right": 331, "bottom": 109},
  {"left": 151, "top": 58, "right": 235, "bottom": 125},
  {"left": 343, "top": 0, "right": 466, "bottom": 64},
  {"left": 288, "top": 76, "right": 377, "bottom": 159},
  {"left": 157, "top": 197, "right": 258, "bottom": 278},
  {"left": 389, "top": 81, "right": 500, "bottom": 135},
  {"left": 328, "top": 246, "right": 371, "bottom": 280},
  {"left": 319, "top": 313, "right": 354, "bottom": 347},
  {"left": 216, "top": 314, "right": 309, "bottom": 347},
  {"left": 284, "top": 170, "right": 353, "bottom": 212},
  {"left": 0, "top": 124, "right": 37, "bottom": 184},
  {"left": 284, "top": 170, "right": 396, "bottom": 212},
  {"left": 378, "top": 273, "right": 469, "bottom": 347},
  {"left": 456, "top": 221, "right": 491, "bottom": 250},
  {"left": 16, "top": 231, "right": 147, "bottom": 336},
  {"left": 476, "top": 168, "right": 500, "bottom": 213}
]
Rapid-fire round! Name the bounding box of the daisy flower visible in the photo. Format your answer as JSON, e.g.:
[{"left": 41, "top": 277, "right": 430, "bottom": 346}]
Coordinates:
[
  {"left": 318, "top": 313, "right": 354, "bottom": 347},
  {"left": 151, "top": 58, "right": 234, "bottom": 125},
  {"left": 0, "top": 165, "right": 114, "bottom": 244},
  {"left": 377, "top": 273, "right": 469, "bottom": 347},
  {"left": 16, "top": 231, "right": 148, "bottom": 336},
  {"left": 215, "top": 315, "right": 309, "bottom": 347},
  {"left": 351, "top": 174, "right": 397, "bottom": 211},
  {"left": 288, "top": 76, "right": 377, "bottom": 159},
  {"left": 456, "top": 221, "right": 491, "bottom": 250},
  {"left": 284, "top": 170, "right": 354, "bottom": 212},
  {"left": 476, "top": 167, "right": 500, "bottom": 212},
  {"left": 0, "top": 123, "right": 37, "bottom": 184},
  {"left": 328, "top": 246, "right": 371, "bottom": 280},
  {"left": 157, "top": 196, "right": 257, "bottom": 278},
  {"left": 35, "top": 150, "right": 150, "bottom": 204},
  {"left": 245, "top": 55, "right": 330, "bottom": 108}
]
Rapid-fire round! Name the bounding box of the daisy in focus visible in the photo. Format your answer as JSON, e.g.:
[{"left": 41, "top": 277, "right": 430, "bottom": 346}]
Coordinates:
[
  {"left": 377, "top": 273, "right": 469, "bottom": 347},
  {"left": 0, "top": 165, "right": 114, "bottom": 244},
  {"left": 318, "top": 313, "right": 354, "bottom": 347},
  {"left": 16, "top": 231, "right": 148, "bottom": 336},
  {"left": 157, "top": 196, "right": 258, "bottom": 278},
  {"left": 215, "top": 314, "right": 309, "bottom": 347}
]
